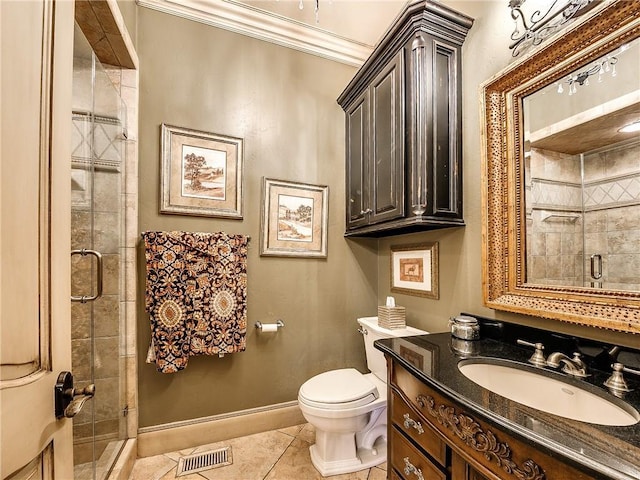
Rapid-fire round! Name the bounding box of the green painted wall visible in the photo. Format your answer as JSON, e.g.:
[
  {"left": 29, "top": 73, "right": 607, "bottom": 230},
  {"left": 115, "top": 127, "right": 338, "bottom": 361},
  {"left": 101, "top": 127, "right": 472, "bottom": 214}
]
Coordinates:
[
  {"left": 116, "top": 0, "right": 137, "bottom": 46},
  {"left": 136, "top": 7, "right": 378, "bottom": 427}
]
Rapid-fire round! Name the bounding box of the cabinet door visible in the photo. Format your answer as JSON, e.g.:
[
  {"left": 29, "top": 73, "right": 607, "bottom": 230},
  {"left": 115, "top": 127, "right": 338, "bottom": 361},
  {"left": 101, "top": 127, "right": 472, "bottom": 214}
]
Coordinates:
[
  {"left": 431, "top": 41, "right": 461, "bottom": 217},
  {"left": 406, "top": 34, "right": 463, "bottom": 221},
  {"left": 345, "top": 90, "right": 370, "bottom": 229},
  {"left": 451, "top": 452, "right": 493, "bottom": 480},
  {"left": 369, "top": 51, "right": 404, "bottom": 225}
]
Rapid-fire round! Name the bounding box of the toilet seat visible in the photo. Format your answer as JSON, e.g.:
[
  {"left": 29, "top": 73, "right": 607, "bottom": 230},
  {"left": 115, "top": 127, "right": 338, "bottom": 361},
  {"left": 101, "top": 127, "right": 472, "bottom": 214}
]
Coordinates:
[{"left": 298, "top": 368, "right": 378, "bottom": 410}]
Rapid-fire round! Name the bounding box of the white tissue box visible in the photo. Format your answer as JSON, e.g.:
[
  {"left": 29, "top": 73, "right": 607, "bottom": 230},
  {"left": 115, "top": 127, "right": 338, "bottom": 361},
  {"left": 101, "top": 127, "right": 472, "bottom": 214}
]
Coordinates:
[{"left": 377, "top": 306, "right": 406, "bottom": 329}]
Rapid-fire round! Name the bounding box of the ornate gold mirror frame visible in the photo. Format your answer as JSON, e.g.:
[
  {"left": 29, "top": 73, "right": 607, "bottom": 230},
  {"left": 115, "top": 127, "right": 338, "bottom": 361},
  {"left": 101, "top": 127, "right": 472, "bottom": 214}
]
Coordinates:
[{"left": 481, "top": 0, "right": 640, "bottom": 334}]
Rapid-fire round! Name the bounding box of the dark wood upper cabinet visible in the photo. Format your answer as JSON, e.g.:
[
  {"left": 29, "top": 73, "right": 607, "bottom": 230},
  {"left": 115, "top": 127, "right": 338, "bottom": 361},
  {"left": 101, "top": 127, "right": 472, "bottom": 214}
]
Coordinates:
[{"left": 338, "top": 1, "right": 473, "bottom": 237}]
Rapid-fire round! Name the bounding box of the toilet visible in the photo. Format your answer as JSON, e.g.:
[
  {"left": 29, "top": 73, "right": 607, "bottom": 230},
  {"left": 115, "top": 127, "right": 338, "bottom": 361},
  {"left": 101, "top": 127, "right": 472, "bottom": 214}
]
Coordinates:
[{"left": 297, "top": 316, "right": 427, "bottom": 476}]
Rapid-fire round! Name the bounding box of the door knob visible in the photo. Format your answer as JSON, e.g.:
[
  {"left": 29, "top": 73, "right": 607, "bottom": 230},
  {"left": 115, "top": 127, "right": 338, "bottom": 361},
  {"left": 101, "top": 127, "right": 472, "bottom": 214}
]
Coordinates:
[{"left": 54, "top": 371, "right": 96, "bottom": 419}]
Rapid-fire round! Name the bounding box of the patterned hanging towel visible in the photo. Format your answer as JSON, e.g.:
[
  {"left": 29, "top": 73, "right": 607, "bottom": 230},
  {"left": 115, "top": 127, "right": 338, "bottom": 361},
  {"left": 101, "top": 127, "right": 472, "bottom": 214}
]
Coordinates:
[{"left": 143, "top": 231, "right": 249, "bottom": 373}]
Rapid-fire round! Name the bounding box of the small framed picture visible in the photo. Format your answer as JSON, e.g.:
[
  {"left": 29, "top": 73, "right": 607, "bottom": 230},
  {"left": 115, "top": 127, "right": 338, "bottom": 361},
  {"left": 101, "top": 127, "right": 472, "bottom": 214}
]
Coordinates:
[
  {"left": 160, "top": 123, "right": 243, "bottom": 218},
  {"left": 390, "top": 242, "right": 439, "bottom": 299},
  {"left": 260, "top": 178, "right": 329, "bottom": 258}
]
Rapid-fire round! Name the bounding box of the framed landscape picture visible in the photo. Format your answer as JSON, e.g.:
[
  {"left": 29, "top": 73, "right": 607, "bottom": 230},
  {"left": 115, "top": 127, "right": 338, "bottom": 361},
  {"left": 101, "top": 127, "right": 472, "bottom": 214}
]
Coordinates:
[
  {"left": 160, "top": 123, "right": 243, "bottom": 218},
  {"left": 260, "top": 178, "right": 328, "bottom": 258},
  {"left": 390, "top": 242, "right": 439, "bottom": 299}
]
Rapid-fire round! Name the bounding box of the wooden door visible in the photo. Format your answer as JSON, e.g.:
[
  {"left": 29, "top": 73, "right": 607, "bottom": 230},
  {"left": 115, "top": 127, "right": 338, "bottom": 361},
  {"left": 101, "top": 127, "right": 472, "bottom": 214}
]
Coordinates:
[{"left": 1, "top": 0, "right": 75, "bottom": 478}]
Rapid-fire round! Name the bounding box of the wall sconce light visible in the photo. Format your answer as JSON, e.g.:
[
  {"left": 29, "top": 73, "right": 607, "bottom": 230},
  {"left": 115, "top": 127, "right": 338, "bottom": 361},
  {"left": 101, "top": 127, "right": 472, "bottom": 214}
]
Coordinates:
[
  {"left": 509, "top": 0, "right": 595, "bottom": 57},
  {"left": 557, "top": 55, "right": 618, "bottom": 95}
]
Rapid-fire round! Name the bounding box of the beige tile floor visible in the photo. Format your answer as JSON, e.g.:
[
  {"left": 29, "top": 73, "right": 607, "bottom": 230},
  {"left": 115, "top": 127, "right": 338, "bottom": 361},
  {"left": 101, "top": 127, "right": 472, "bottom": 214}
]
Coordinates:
[{"left": 128, "top": 423, "right": 387, "bottom": 480}]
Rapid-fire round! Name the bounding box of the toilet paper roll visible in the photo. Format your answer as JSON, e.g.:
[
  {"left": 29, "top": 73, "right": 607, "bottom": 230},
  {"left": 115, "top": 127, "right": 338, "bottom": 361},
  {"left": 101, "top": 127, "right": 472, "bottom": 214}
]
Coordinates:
[{"left": 260, "top": 323, "right": 279, "bottom": 332}]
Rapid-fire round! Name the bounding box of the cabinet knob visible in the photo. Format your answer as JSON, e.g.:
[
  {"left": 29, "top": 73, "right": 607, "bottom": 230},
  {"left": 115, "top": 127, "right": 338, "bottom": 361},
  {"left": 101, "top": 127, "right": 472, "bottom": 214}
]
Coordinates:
[
  {"left": 403, "top": 413, "right": 424, "bottom": 434},
  {"left": 403, "top": 457, "right": 424, "bottom": 480},
  {"left": 360, "top": 208, "right": 373, "bottom": 215}
]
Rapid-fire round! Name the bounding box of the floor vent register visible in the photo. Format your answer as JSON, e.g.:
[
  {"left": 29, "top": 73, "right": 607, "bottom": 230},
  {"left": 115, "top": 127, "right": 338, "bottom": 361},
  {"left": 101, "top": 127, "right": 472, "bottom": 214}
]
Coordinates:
[{"left": 176, "top": 446, "right": 233, "bottom": 476}]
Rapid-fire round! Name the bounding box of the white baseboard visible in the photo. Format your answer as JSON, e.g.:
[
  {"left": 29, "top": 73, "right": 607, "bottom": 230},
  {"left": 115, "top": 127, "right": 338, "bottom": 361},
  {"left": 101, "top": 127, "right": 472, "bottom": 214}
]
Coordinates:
[{"left": 137, "top": 401, "right": 304, "bottom": 458}]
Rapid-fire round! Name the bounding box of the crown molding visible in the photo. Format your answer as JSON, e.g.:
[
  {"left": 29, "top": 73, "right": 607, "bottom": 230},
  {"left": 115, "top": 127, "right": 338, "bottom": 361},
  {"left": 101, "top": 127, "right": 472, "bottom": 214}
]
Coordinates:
[{"left": 136, "top": 0, "right": 373, "bottom": 66}]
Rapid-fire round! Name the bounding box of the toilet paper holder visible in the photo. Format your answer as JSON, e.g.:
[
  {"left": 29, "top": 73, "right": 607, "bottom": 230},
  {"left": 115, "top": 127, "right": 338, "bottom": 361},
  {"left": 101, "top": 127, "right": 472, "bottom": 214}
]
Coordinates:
[{"left": 255, "top": 320, "right": 285, "bottom": 331}]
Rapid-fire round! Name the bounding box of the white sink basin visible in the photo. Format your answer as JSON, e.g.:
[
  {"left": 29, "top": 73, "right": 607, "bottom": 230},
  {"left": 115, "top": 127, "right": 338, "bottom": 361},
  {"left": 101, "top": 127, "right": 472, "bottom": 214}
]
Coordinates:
[{"left": 458, "top": 360, "right": 640, "bottom": 426}]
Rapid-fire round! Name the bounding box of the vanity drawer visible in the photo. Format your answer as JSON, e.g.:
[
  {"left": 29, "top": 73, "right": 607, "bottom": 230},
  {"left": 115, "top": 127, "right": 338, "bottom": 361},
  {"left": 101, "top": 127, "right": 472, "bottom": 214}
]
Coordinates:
[
  {"left": 390, "top": 469, "right": 403, "bottom": 480},
  {"left": 390, "top": 388, "right": 446, "bottom": 466},
  {"left": 390, "top": 427, "right": 447, "bottom": 480}
]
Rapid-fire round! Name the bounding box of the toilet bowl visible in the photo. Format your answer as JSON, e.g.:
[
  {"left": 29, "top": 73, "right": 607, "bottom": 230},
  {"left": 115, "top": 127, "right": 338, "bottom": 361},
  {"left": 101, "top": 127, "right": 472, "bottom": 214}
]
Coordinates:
[{"left": 297, "top": 317, "right": 427, "bottom": 476}]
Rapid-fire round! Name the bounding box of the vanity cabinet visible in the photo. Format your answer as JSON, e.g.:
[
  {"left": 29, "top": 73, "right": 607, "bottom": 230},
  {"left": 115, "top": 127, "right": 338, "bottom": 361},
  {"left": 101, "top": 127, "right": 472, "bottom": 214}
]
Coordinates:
[
  {"left": 338, "top": 1, "right": 473, "bottom": 237},
  {"left": 387, "top": 358, "right": 598, "bottom": 480}
]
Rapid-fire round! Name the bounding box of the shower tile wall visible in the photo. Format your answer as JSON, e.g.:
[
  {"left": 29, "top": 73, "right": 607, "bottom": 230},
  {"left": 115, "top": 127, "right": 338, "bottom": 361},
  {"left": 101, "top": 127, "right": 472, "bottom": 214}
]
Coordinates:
[
  {"left": 527, "top": 142, "right": 640, "bottom": 289},
  {"left": 71, "top": 57, "right": 139, "bottom": 469},
  {"left": 71, "top": 111, "right": 123, "bottom": 463},
  {"left": 115, "top": 65, "right": 140, "bottom": 444},
  {"left": 583, "top": 141, "right": 640, "bottom": 291},
  {"left": 527, "top": 148, "right": 583, "bottom": 286}
]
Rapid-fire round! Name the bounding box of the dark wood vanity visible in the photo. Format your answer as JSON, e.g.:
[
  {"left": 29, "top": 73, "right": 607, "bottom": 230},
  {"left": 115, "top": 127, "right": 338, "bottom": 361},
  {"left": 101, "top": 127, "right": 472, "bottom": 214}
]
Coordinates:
[
  {"left": 376, "top": 320, "right": 640, "bottom": 480},
  {"left": 389, "top": 358, "right": 594, "bottom": 480},
  {"left": 337, "top": 1, "right": 473, "bottom": 237}
]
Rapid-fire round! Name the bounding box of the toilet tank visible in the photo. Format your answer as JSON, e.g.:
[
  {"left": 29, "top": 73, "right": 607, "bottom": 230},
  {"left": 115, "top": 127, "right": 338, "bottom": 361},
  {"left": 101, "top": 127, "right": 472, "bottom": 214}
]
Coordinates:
[{"left": 357, "top": 316, "right": 428, "bottom": 381}]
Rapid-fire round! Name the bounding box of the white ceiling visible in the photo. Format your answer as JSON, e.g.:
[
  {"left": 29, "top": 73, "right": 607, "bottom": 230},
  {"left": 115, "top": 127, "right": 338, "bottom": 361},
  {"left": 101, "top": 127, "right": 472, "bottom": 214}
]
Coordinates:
[{"left": 137, "top": 0, "right": 410, "bottom": 65}]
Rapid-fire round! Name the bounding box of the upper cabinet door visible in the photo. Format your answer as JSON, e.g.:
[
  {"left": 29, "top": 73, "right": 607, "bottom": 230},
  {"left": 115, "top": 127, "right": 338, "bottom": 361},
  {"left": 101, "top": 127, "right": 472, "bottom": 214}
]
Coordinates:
[
  {"left": 346, "top": 91, "right": 370, "bottom": 229},
  {"left": 344, "top": 52, "right": 405, "bottom": 232},
  {"left": 369, "top": 52, "right": 405, "bottom": 225},
  {"left": 1, "top": 0, "right": 74, "bottom": 477}
]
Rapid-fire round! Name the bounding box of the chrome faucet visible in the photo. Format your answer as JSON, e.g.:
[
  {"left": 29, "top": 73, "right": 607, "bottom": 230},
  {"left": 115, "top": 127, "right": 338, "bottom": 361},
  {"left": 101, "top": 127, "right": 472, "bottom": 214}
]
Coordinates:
[{"left": 546, "top": 351, "right": 588, "bottom": 377}]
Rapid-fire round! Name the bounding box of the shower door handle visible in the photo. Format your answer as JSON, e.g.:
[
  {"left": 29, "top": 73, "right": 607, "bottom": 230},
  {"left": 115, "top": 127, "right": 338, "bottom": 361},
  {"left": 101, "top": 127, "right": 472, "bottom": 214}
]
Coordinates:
[
  {"left": 71, "top": 249, "right": 103, "bottom": 302},
  {"left": 54, "top": 371, "right": 96, "bottom": 419},
  {"left": 590, "top": 254, "right": 602, "bottom": 280}
]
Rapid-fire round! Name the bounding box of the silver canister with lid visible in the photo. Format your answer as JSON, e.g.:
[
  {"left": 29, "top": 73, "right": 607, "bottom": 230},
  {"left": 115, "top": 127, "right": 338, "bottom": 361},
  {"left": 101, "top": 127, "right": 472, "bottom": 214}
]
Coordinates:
[{"left": 449, "top": 315, "right": 480, "bottom": 340}]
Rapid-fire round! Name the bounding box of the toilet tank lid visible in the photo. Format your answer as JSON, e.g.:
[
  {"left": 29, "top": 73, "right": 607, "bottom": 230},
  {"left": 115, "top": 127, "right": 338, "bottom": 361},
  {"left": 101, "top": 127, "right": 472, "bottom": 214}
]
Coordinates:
[{"left": 299, "top": 368, "right": 378, "bottom": 405}]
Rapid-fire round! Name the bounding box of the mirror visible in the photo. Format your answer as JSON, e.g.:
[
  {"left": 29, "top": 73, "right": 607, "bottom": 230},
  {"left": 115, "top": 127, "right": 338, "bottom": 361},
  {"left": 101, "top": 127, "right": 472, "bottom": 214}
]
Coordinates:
[
  {"left": 523, "top": 36, "right": 640, "bottom": 291},
  {"left": 481, "top": 0, "right": 640, "bottom": 334}
]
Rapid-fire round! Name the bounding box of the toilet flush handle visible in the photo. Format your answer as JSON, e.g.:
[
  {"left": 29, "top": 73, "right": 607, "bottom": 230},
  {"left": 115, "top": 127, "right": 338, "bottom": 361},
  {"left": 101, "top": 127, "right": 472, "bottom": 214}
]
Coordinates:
[{"left": 357, "top": 326, "right": 368, "bottom": 336}]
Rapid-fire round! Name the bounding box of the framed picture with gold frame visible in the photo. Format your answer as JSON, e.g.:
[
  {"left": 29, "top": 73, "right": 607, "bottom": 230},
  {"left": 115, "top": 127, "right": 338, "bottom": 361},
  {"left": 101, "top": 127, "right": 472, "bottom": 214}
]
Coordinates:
[
  {"left": 260, "top": 178, "right": 328, "bottom": 258},
  {"left": 160, "top": 123, "right": 243, "bottom": 218},
  {"left": 390, "top": 242, "right": 439, "bottom": 299}
]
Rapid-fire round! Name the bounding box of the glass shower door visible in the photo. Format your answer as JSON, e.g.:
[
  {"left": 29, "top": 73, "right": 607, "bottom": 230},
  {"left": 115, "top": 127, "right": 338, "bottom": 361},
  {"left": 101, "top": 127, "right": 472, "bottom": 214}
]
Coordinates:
[
  {"left": 581, "top": 139, "right": 640, "bottom": 291},
  {"left": 71, "top": 23, "right": 127, "bottom": 480}
]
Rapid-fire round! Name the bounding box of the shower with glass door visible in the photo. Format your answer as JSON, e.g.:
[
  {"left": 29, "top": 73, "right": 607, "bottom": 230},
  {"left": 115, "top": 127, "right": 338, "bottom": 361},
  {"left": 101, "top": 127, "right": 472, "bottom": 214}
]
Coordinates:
[
  {"left": 70, "top": 23, "right": 129, "bottom": 480},
  {"left": 526, "top": 137, "right": 640, "bottom": 291}
]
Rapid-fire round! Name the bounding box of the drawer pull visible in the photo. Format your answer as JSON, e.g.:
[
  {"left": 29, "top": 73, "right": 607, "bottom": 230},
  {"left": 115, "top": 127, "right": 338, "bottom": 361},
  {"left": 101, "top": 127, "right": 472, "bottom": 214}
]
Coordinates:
[
  {"left": 403, "top": 457, "right": 424, "bottom": 480},
  {"left": 403, "top": 413, "right": 424, "bottom": 434}
]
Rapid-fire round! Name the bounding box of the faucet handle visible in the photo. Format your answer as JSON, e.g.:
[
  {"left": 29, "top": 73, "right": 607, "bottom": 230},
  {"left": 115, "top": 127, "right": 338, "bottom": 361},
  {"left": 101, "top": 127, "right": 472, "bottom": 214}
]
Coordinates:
[
  {"left": 604, "top": 363, "right": 634, "bottom": 397},
  {"left": 571, "top": 352, "right": 585, "bottom": 366},
  {"left": 517, "top": 339, "right": 547, "bottom": 368}
]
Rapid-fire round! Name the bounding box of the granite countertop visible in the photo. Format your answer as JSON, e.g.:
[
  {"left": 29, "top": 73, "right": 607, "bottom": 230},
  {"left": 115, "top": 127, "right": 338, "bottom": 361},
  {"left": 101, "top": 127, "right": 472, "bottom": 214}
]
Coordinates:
[{"left": 375, "top": 332, "right": 640, "bottom": 480}]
